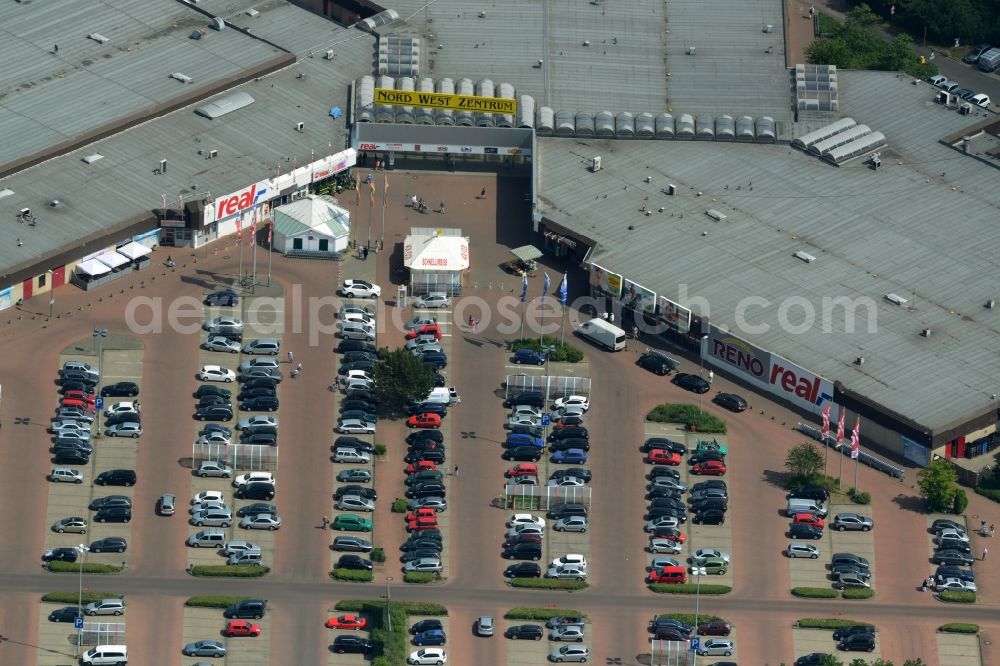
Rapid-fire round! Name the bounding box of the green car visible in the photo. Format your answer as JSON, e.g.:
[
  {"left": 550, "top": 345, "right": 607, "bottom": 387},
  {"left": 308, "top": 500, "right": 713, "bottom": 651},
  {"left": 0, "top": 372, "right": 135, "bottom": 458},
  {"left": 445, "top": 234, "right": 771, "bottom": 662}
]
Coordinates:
[
  {"left": 333, "top": 514, "right": 373, "bottom": 533},
  {"left": 692, "top": 556, "right": 728, "bottom": 575},
  {"left": 694, "top": 438, "right": 728, "bottom": 456}
]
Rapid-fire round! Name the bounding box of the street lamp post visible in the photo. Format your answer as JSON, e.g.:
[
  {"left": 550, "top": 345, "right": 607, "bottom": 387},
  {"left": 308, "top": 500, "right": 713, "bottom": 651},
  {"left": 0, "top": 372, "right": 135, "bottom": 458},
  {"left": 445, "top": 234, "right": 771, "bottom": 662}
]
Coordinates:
[
  {"left": 75, "top": 544, "right": 89, "bottom": 657},
  {"left": 47, "top": 270, "right": 54, "bottom": 319},
  {"left": 93, "top": 329, "right": 107, "bottom": 438},
  {"left": 691, "top": 565, "right": 707, "bottom": 666},
  {"left": 698, "top": 335, "right": 708, "bottom": 417},
  {"left": 385, "top": 576, "right": 393, "bottom": 633}
]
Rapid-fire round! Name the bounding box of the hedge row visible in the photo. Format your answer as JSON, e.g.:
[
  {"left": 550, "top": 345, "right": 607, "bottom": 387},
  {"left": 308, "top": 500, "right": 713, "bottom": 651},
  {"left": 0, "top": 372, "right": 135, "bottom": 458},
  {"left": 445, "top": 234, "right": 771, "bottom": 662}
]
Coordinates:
[
  {"left": 510, "top": 579, "right": 588, "bottom": 591},
  {"left": 657, "top": 613, "right": 724, "bottom": 626},
  {"left": 505, "top": 608, "right": 586, "bottom": 620},
  {"left": 42, "top": 592, "right": 118, "bottom": 604},
  {"left": 185, "top": 596, "right": 248, "bottom": 609},
  {"left": 842, "top": 588, "right": 875, "bottom": 600},
  {"left": 331, "top": 568, "right": 374, "bottom": 582},
  {"left": 939, "top": 623, "right": 979, "bottom": 633},
  {"left": 335, "top": 601, "right": 448, "bottom": 616},
  {"left": 190, "top": 565, "right": 269, "bottom": 577},
  {"left": 646, "top": 403, "right": 727, "bottom": 434},
  {"left": 792, "top": 587, "right": 839, "bottom": 599},
  {"left": 939, "top": 590, "right": 976, "bottom": 603},
  {"left": 403, "top": 572, "right": 436, "bottom": 584},
  {"left": 797, "top": 618, "right": 869, "bottom": 629},
  {"left": 649, "top": 583, "right": 731, "bottom": 595},
  {"left": 46, "top": 562, "right": 123, "bottom": 574}
]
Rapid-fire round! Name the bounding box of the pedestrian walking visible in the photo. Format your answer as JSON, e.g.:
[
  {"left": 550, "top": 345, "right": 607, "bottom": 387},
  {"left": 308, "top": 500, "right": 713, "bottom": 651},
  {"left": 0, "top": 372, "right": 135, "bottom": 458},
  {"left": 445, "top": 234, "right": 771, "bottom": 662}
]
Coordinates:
[
  {"left": 288, "top": 351, "right": 294, "bottom": 364},
  {"left": 632, "top": 324, "right": 639, "bottom": 339},
  {"left": 708, "top": 370, "right": 714, "bottom": 383},
  {"left": 453, "top": 464, "right": 459, "bottom": 476},
  {"left": 411, "top": 194, "right": 418, "bottom": 208},
  {"left": 469, "top": 315, "right": 475, "bottom": 328},
  {"left": 602, "top": 311, "right": 609, "bottom": 320},
  {"left": 480, "top": 187, "right": 487, "bottom": 199},
  {"left": 983, "top": 547, "right": 989, "bottom": 560},
  {"left": 296, "top": 362, "right": 303, "bottom": 374},
  {"left": 322, "top": 515, "right": 329, "bottom": 529},
  {"left": 439, "top": 200, "right": 446, "bottom": 213},
  {"left": 609, "top": 312, "right": 615, "bottom": 323}
]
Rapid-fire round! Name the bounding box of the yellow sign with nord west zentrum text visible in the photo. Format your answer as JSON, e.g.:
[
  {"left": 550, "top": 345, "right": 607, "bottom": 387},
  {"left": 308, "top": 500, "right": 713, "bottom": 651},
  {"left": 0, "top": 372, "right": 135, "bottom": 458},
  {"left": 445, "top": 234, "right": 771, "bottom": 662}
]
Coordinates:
[{"left": 374, "top": 88, "right": 517, "bottom": 114}]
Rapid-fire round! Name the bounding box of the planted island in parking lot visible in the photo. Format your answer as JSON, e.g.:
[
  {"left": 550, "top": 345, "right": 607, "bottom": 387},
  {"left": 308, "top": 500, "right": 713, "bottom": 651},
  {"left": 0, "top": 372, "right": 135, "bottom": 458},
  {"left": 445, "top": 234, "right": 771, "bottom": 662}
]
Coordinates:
[
  {"left": 647, "top": 403, "right": 727, "bottom": 434},
  {"left": 509, "top": 336, "right": 584, "bottom": 363}
]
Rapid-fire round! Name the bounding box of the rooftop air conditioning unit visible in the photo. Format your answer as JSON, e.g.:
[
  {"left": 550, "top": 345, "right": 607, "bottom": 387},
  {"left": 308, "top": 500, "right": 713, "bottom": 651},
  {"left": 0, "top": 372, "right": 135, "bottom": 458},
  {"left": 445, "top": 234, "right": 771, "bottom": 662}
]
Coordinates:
[
  {"left": 171, "top": 72, "right": 193, "bottom": 83},
  {"left": 89, "top": 33, "right": 110, "bottom": 44},
  {"left": 591, "top": 156, "right": 602, "bottom": 172},
  {"left": 706, "top": 209, "right": 727, "bottom": 221},
  {"left": 883, "top": 293, "right": 908, "bottom": 306},
  {"left": 325, "top": 50, "right": 336, "bottom": 60},
  {"left": 794, "top": 251, "right": 816, "bottom": 263},
  {"left": 211, "top": 17, "right": 225, "bottom": 31}
]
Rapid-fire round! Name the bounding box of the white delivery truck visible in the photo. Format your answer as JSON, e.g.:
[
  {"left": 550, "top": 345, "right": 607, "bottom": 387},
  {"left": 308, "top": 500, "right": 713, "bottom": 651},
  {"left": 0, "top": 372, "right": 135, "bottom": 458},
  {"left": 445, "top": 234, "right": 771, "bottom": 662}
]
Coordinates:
[{"left": 575, "top": 318, "right": 627, "bottom": 351}]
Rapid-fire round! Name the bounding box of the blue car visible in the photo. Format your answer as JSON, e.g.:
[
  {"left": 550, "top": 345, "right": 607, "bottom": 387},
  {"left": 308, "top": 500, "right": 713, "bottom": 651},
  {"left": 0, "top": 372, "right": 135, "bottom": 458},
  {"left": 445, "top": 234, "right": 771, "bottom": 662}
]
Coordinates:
[
  {"left": 413, "top": 629, "right": 447, "bottom": 646},
  {"left": 935, "top": 565, "right": 974, "bottom": 583},
  {"left": 552, "top": 448, "right": 588, "bottom": 464},
  {"left": 513, "top": 348, "right": 546, "bottom": 366},
  {"left": 504, "top": 434, "right": 544, "bottom": 449},
  {"left": 205, "top": 289, "right": 238, "bottom": 306}
]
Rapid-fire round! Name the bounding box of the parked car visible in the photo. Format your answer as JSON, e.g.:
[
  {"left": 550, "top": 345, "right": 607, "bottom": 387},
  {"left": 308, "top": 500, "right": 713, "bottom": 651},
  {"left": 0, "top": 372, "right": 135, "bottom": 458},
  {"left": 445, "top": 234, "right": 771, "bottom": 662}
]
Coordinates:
[
  {"left": 205, "top": 289, "right": 238, "bottom": 306},
  {"left": 340, "top": 279, "right": 381, "bottom": 298},
  {"left": 505, "top": 624, "right": 544, "bottom": 640},
  {"left": 673, "top": 373, "right": 711, "bottom": 393},
  {"left": 696, "top": 638, "right": 734, "bottom": 657},
  {"left": 712, "top": 392, "right": 747, "bottom": 412},
  {"left": 832, "top": 513, "right": 874, "bottom": 532},
  {"left": 548, "top": 644, "right": 590, "bottom": 662},
  {"left": 637, "top": 349, "right": 680, "bottom": 375},
  {"left": 787, "top": 542, "right": 820, "bottom": 559}
]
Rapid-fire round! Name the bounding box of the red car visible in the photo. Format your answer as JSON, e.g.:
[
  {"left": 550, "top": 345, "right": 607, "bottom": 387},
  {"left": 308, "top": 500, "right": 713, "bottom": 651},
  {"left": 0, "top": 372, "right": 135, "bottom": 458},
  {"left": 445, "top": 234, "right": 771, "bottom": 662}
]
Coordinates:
[
  {"left": 505, "top": 463, "right": 538, "bottom": 478},
  {"left": 793, "top": 513, "right": 824, "bottom": 528},
  {"left": 63, "top": 390, "right": 97, "bottom": 404},
  {"left": 407, "top": 516, "right": 439, "bottom": 532},
  {"left": 691, "top": 460, "right": 727, "bottom": 476},
  {"left": 407, "top": 413, "right": 442, "bottom": 429},
  {"left": 645, "top": 449, "right": 681, "bottom": 466},
  {"left": 61, "top": 398, "right": 97, "bottom": 411},
  {"left": 405, "top": 460, "right": 438, "bottom": 474},
  {"left": 697, "top": 621, "right": 732, "bottom": 636},
  {"left": 325, "top": 614, "right": 367, "bottom": 630},
  {"left": 654, "top": 528, "right": 687, "bottom": 543},
  {"left": 224, "top": 620, "right": 262, "bottom": 637},
  {"left": 405, "top": 324, "right": 442, "bottom": 340},
  {"left": 647, "top": 566, "right": 687, "bottom": 584},
  {"left": 406, "top": 508, "right": 437, "bottom": 523}
]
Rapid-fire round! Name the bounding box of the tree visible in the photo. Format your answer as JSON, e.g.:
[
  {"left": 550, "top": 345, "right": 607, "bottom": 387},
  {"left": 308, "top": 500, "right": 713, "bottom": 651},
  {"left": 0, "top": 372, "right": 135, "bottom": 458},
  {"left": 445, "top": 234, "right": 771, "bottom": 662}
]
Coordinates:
[
  {"left": 373, "top": 347, "right": 435, "bottom": 414},
  {"left": 952, "top": 488, "right": 969, "bottom": 515},
  {"left": 845, "top": 3, "right": 880, "bottom": 27},
  {"left": 785, "top": 443, "right": 824, "bottom": 478},
  {"left": 903, "top": 660, "right": 927, "bottom": 666},
  {"left": 917, "top": 459, "right": 959, "bottom": 512}
]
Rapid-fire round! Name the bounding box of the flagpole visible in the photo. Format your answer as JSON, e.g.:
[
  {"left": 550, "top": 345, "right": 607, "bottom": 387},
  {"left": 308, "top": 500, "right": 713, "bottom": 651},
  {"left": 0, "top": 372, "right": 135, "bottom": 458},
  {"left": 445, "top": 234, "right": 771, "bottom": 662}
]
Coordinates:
[
  {"left": 251, "top": 210, "right": 258, "bottom": 293},
  {"left": 381, "top": 174, "right": 388, "bottom": 250},
  {"left": 854, "top": 457, "right": 859, "bottom": 490},
  {"left": 838, "top": 442, "right": 844, "bottom": 488},
  {"left": 237, "top": 215, "right": 244, "bottom": 287},
  {"left": 267, "top": 213, "right": 273, "bottom": 287},
  {"left": 560, "top": 304, "right": 566, "bottom": 346}
]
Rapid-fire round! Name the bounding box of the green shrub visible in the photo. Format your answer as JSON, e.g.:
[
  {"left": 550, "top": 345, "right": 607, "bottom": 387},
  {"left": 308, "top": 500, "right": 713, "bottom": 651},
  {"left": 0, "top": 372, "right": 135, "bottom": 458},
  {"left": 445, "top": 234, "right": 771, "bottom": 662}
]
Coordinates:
[
  {"left": 792, "top": 587, "right": 839, "bottom": 599},
  {"left": 46, "top": 561, "right": 123, "bottom": 574},
  {"left": 331, "top": 568, "right": 374, "bottom": 582},
  {"left": 974, "top": 485, "right": 1000, "bottom": 504},
  {"left": 939, "top": 590, "right": 976, "bottom": 603},
  {"left": 657, "top": 613, "right": 724, "bottom": 626},
  {"left": 786, "top": 474, "right": 840, "bottom": 493},
  {"left": 510, "top": 336, "right": 583, "bottom": 363},
  {"left": 370, "top": 547, "right": 386, "bottom": 563},
  {"left": 841, "top": 588, "right": 875, "bottom": 600},
  {"left": 335, "top": 600, "right": 447, "bottom": 615},
  {"left": 798, "top": 618, "right": 869, "bottom": 629},
  {"left": 374, "top": 444, "right": 387, "bottom": 457},
  {"left": 391, "top": 499, "right": 408, "bottom": 513},
  {"left": 848, "top": 488, "right": 871, "bottom": 505},
  {"left": 42, "top": 592, "right": 119, "bottom": 604},
  {"left": 509, "top": 579, "right": 588, "bottom": 591},
  {"left": 185, "top": 596, "right": 248, "bottom": 608},
  {"left": 505, "top": 608, "right": 586, "bottom": 620},
  {"left": 952, "top": 488, "right": 969, "bottom": 515},
  {"left": 190, "top": 565, "right": 269, "bottom": 577},
  {"left": 646, "top": 403, "right": 727, "bottom": 434},
  {"left": 939, "top": 623, "right": 979, "bottom": 634},
  {"left": 332, "top": 601, "right": 447, "bottom": 664},
  {"left": 649, "top": 583, "right": 731, "bottom": 595},
  {"left": 403, "top": 572, "right": 436, "bottom": 584}
]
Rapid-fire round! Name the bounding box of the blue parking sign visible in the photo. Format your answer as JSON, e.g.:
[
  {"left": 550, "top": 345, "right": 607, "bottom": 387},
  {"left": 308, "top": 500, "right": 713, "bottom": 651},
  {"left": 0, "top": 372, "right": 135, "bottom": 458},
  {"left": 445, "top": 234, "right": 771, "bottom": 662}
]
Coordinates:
[
  {"left": 541, "top": 415, "right": 551, "bottom": 426},
  {"left": 689, "top": 637, "right": 700, "bottom": 651},
  {"left": 95, "top": 397, "right": 105, "bottom": 410},
  {"left": 74, "top": 617, "right": 84, "bottom": 629}
]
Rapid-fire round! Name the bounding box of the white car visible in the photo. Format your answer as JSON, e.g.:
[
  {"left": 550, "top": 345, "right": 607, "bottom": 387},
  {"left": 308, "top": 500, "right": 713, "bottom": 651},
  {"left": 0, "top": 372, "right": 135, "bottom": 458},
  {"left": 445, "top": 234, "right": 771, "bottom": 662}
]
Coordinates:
[
  {"left": 341, "top": 279, "right": 382, "bottom": 298},
  {"left": 336, "top": 496, "right": 376, "bottom": 512},
  {"left": 928, "top": 74, "right": 947, "bottom": 86},
  {"left": 692, "top": 548, "right": 731, "bottom": 564},
  {"left": 938, "top": 577, "right": 976, "bottom": 593},
  {"left": 192, "top": 491, "right": 224, "bottom": 505},
  {"left": 49, "top": 468, "right": 84, "bottom": 484},
  {"left": 202, "top": 335, "right": 242, "bottom": 353},
  {"left": 549, "top": 645, "right": 589, "bottom": 663},
  {"left": 506, "top": 524, "right": 545, "bottom": 539},
  {"left": 548, "top": 477, "right": 585, "bottom": 488},
  {"left": 197, "top": 432, "right": 232, "bottom": 446},
  {"left": 198, "top": 365, "right": 235, "bottom": 383},
  {"left": 553, "top": 395, "right": 590, "bottom": 412},
  {"left": 405, "top": 316, "right": 436, "bottom": 329},
  {"left": 105, "top": 422, "right": 142, "bottom": 438},
  {"left": 339, "top": 312, "right": 376, "bottom": 327},
  {"left": 549, "top": 625, "right": 586, "bottom": 641},
  {"left": 240, "top": 513, "right": 283, "bottom": 530},
  {"left": 339, "top": 304, "right": 375, "bottom": 319},
  {"left": 786, "top": 542, "right": 820, "bottom": 559},
  {"left": 553, "top": 516, "right": 588, "bottom": 532},
  {"left": 936, "top": 528, "right": 970, "bottom": 544},
  {"left": 50, "top": 420, "right": 90, "bottom": 433},
  {"left": 407, "top": 647, "right": 446, "bottom": 665},
  {"left": 510, "top": 405, "right": 543, "bottom": 418},
  {"left": 506, "top": 514, "right": 545, "bottom": 529},
  {"left": 238, "top": 415, "right": 278, "bottom": 431},
  {"left": 507, "top": 415, "right": 543, "bottom": 428},
  {"left": 550, "top": 405, "right": 586, "bottom": 420},
  {"left": 336, "top": 419, "right": 376, "bottom": 435},
  {"left": 970, "top": 93, "right": 991, "bottom": 108},
  {"left": 190, "top": 500, "right": 229, "bottom": 514},
  {"left": 203, "top": 316, "right": 244, "bottom": 332},
  {"left": 648, "top": 538, "right": 683, "bottom": 554},
  {"left": 551, "top": 554, "right": 587, "bottom": 569},
  {"left": 234, "top": 471, "right": 275, "bottom": 488},
  {"left": 104, "top": 402, "right": 139, "bottom": 417},
  {"left": 412, "top": 292, "right": 451, "bottom": 309},
  {"left": 546, "top": 564, "right": 587, "bottom": 581},
  {"left": 53, "top": 427, "right": 91, "bottom": 441}
]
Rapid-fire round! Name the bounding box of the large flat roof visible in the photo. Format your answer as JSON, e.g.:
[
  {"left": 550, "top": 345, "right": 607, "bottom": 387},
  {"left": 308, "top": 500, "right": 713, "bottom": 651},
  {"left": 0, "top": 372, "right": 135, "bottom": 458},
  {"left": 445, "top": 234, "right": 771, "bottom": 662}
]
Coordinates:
[{"left": 537, "top": 70, "right": 1000, "bottom": 431}]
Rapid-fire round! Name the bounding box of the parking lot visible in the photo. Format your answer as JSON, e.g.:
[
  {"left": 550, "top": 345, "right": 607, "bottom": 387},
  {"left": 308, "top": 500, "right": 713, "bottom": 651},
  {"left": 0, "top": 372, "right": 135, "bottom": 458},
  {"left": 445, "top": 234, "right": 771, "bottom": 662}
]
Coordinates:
[
  {"left": 181, "top": 606, "right": 268, "bottom": 666},
  {"left": 792, "top": 627, "right": 881, "bottom": 663},
  {"left": 787, "top": 501, "right": 877, "bottom": 593}
]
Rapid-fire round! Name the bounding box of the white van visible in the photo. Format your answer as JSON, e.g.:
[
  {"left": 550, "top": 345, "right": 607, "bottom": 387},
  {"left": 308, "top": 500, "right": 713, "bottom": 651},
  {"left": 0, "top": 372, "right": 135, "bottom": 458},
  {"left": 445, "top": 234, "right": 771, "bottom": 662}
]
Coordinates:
[
  {"left": 786, "top": 499, "right": 828, "bottom": 517},
  {"left": 575, "top": 318, "right": 627, "bottom": 351},
  {"left": 80, "top": 644, "right": 127, "bottom": 665}
]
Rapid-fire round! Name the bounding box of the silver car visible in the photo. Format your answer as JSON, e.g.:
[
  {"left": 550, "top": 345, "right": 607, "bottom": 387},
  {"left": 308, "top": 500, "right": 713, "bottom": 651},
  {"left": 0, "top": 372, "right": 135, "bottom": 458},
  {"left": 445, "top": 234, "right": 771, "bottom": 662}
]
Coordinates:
[
  {"left": 696, "top": 638, "right": 734, "bottom": 657},
  {"left": 553, "top": 516, "right": 588, "bottom": 533},
  {"left": 223, "top": 540, "right": 262, "bottom": 556},
  {"left": 105, "top": 422, "right": 142, "bottom": 438},
  {"left": 196, "top": 461, "right": 233, "bottom": 478},
  {"left": 202, "top": 335, "right": 241, "bottom": 353},
  {"left": 786, "top": 542, "right": 820, "bottom": 559},
  {"left": 49, "top": 468, "right": 84, "bottom": 484},
  {"left": 405, "top": 334, "right": 440, "bottom": 351},
  {"left": 52, "top": 428, "right": 91, "bottom": 441},
  {"left": 832, "top": 513, "right": 874, "bottom": 532},
  {"left": 190, "top": 509, "right": 233, "bottom": 527},
  {"left": 336, "top": 495, "right": 376, "bottom": 512},
  {"left": 410, "top": 343, "right": 444, "bottom": 357},
  {"left": 548, "top": 645, "right": 589, "bottom": 663},
  {"left": 404, "top": 557, "right": 442, "bottom": 573},
  {"left": 240, "top": 513, "right": 283, "bottom": 530},
  {"left": 203, "top": 316, "right": 244, "bottom": 332},
  {"left": 413, "top": 292, "right": 451, "bottom": 309},
  {"left": 549, "top": 625, "right": 586, "bottom": 642}
]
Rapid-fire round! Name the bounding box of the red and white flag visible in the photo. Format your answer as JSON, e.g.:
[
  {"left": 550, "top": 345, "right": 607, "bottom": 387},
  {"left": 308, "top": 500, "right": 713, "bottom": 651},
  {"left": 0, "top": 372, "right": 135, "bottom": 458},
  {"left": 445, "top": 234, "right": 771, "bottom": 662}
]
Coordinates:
[
  {"left": 250, "top": 208, "right": 257, "bottom": 243},
  {"left": 267, "top": 219, "right": 273, "bottom": 246},
  {"left": 820, "top": 403, "right": 831, "bottom": 438},
  {"left": 836, "top": 410, "right": 846, "bottom": 448},
  {"left": 235, "top": 215, "right": 242, "bottom": 246},
  {"left": 850, "top": 417, "right": 861, "bottom": 459}
]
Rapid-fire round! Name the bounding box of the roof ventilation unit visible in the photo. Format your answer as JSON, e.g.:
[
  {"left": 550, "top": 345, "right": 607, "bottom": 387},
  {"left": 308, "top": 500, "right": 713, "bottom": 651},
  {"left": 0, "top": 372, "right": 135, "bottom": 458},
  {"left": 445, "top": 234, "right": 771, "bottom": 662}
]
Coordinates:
[
  {"left": 591, "top": 157, "right": 602, "bottom": 172},
  {"left": 883, "top": 293, "right": 908, "bottom": 306},
  {"left": 246, "top": 8, "right": 260, "bottom": 17},
  {"left": 920, "top": 328, "right": 932, "bottom": 337},
  {"left": 794, "top": 251, "right": 816, "bottom": 263},
  {"left": 88, "top": 33, "right": 110, "bottom": 44},
  {"left": 82, "top": 154, "right": 104, "bottom": 164},
  {"left": 986, "top": 299, "right": 996, "bottom": 309},
  {"left": 706, "top": 209, "right": 727, "bottom": 221},
  {"left": 211, "top": 17, "right": 225, "bottom": 31},
  {"left": 171, "top": 72, "right": 193, "bottom": 83}
]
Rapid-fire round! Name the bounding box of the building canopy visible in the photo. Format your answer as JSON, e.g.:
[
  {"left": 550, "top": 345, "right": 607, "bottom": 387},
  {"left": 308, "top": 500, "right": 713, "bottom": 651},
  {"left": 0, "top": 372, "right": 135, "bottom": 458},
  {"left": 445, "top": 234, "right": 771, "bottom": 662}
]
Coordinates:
[{"left": 404, "top": 233, "right": 470, "bottom": 271}]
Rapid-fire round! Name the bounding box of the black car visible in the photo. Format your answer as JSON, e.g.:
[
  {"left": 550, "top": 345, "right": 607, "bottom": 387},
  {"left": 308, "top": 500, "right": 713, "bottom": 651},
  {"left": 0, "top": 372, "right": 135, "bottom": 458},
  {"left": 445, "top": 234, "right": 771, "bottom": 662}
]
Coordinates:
[
  {"left": 94, "top": 507, "right": 132, "bottom": 523},
  {"left": 339, "top": 360, "right": 376, "bottom": 376},
  {"left": 242, "top": 433, "right": 278, "bottom": 446},
  {"left": 241, "top": 396, "right": 278, "bottom": 412},
  {"left": 406, "top": 402, "right": 448, "bottom": 417},
  {"left": 53, "top": 440, "right": 94, "bottom": 455},
  {"left": 648, "top": 466, "right": 681, "bottom": 480},
  {"left": 832, "top": 625, "right": 875, "bottom": 641},
  {"left": 838, "top": 632, "right": 875, "bottom": 652},
  {"left": 787, "top": 486, "right": 830, "bottom": 502},
  {"left": 205, "top": 289, "right": 238, "bottom": 306},
  {"left": 504, "top": 391, "right": 545, "bottom": 408},
  {"left": 237, "top": 503, "right": 277, "bottom": 518},
  {"left": 90, "top": 496, "right": 131, "bottom": 511},
  {"left": 502, "top": 542, "right": 542, "bottom": 560},
  {"left": 60, "top": 371, "right": 98, "bottom": 386},
  {"left": 650, "top": 618, "right": 693, "bottom": 635},
  {"left": 341, "top": 399, "right": 378, "bottom": 414},
  {"left": 54, "top": 450, "right": 89, "bottom": 465},
  {"left": 341, "top": 350, "right": 378, "bottom": 364},
  {"left": 504, "top": 562, "right": 542, "bottom": 578},
  {"left": 101, "top": 382, "right": 139, "bottom": 397},
  {"left": 937, "top": 538, "right": 971, "bottom": 553},
  {"left": 420, "top": 351, "right": 447, "bottom": 369},
  {"left": 406, "top": 483, "right": 447, "bottom": 499},
  {"left": 672, "top": 373, "right": 710, "bottom": 394},
  {"left": 94, "top": 469, "right": 137, "bottom": 487},
  {"left": 407, "top": 429, "right": 443, "bottom": 445},
  {"left": 242, "top": 377, "right": 279, "bottom": 391},
  {"left": 89, "top": 537, "right": 127, "bottom": 553},
  {"left": 407, "top": 441, "right": 445, "bottom": 456},
  {"left": 405, "top": 449, "right": 446, "bottom": 464},
  {"left": 331, "top": 536, "right": 373, "bottom": 552},
  {"left": 653, "top": 627, "right": 689, "bottom": 641},
  {"left": 236, "top": 482, "right": 275, "bottom": 500},
  {"left": 238, "top": 387, "right": 277, "bottom": 401},
  {"left": 332, "top": 635, "right": 373, "bottom": 654},
  {"left": 43, "top": 547, "right": 79, "bottom": 562},
  {"left": 336, "top": 554, "right": 373, "bottom": 571},
  {"left": 646, "top": 487, "right": 684, "bottom": 501},
  {"left": 637, "top": 350, "right": 680, "bottom": 375},
  {"left": 194, "top": 385, "right": 231, "bottom": 400},
  {"left": 692, "top": 509, "right": 726, "bottom": 525},
  {"left": 335, "top": 485, "right": 378, "bottom": 501},
  {"left": 336, "top": 340, "right": 377, "bottom": 354},
  {"left": 549, "top": 438, "right": 590, "bottom": 453},
  {"left": 401, "top": 538, "right": 442, "bottom": 552},
  {"left": 547, "top": 503, "right": 588, "bottom": 519},
  {"left": 548, "top": 427, "right": 589, "bottom": 441},
  {"left": 647, "top": 507, "right": 687, "bottom": 521},
  {"left": 789, "top": 523, "right": 824, "bottom": 540},
  {"left": 689, "top": 497, "right": 728, "bottom": 513},
  {"left": 240, "top": 425, "right": 278, "bottom": 440},
  {"left": 198, "top": 395, "right": 232, "bottom": 408},
  {"left": 713, "top": 392, "right": 747, "bottom": 412},
  {"left": 649, "top": 497, "right": 686, "bottom": 512},
  {"left": 504, "top": 624, "right": 544, "bottom": 640},
  {"left": 60, "top": 381, "right": 96, "bottom": 394},
  {"left": 503, "top": 446, "right": 542, "bottom": 462},
  {"left": 830, "top": 564, "right": 871, "bottom": 580},
  {"left": 106, "top": 411, "right": 141, "bottom": 426},
  {"left": 195, "top": 405, "right": 233, "bottom": 421},
  {"left": 549, "top": 467, "right": 592, "bottom": 483},
  {"left": 335, "top": 436, "right": 375, "bottom": 454},
  {"left": 692, "top": 479, "right": 728, "bottom": 492},
  {"left": 410, "top": 619, "right": 444, "bottom": 634},
  {"left": 49, "top": 606, "right": 84, "bottom": 623},
  {"left": 931, "top": 519, "right": 965, "bottom": 534},
  {"left": 642, "top": 437, "right": 686, "bottom": 455},
  {"left": 507, "top": 424, "right": 544, "bottom": 437},
  {"left": 201, "top": 423, "right": 232, "bottom": 438},
  {"left": 795, "top": 654, "right": 831, "bottom": 666},
  {"left": 689, "top": 450, "right": 726, "bottom": 465},
  {"left": 400, "top": 548, "right": 442, "bottom": 563}
]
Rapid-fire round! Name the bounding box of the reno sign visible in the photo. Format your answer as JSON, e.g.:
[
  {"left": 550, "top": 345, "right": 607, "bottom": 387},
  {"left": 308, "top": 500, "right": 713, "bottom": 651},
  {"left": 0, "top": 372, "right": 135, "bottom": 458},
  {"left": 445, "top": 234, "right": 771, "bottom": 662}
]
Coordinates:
[
  {"left": 213, "top": 180, "right": 275, "bottom": 222},
  {"left": 705, "top": 328, "right": 832, "bottom": 414}
]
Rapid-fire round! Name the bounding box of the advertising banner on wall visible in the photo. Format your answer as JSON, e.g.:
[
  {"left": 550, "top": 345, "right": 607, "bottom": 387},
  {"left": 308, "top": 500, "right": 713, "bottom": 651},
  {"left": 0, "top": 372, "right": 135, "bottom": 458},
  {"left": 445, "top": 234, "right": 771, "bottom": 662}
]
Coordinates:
[
  {"left": 657, "top": 295, "right": 692, "bottom": 333},
  {"left": 0, "top": 287, "right": 11, "bottom": 311},
  {"left": 588, "top": 263, "right": 622, "bottom": 298},
  {"left": 356, "top": 141, "right": 530, "bottom": 157},
  {"left": 621, "top": 279, "right": 656, "bottom": 314},
  {"left": 374, "top": 88, "right": 517, "bottom": 114},
  {"left": 704, "top": 328, "right": 771, "bottom": 389},
  {"left": 212, "top": 179, "right": 275, "bottom": 224},
  {"left": 766, "top": 354, "right": 834, "bottom": 416},
  {"left": 901, "top": 435, "right": 931, "bottom": 467}
]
